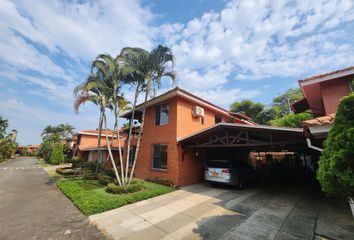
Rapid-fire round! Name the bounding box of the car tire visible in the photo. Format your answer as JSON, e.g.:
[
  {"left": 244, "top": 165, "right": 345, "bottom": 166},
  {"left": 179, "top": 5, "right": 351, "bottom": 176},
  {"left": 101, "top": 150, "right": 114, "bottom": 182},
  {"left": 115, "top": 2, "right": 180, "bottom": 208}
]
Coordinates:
[{"left": 236, "top": 177, "right": 244, "bottom": 190}]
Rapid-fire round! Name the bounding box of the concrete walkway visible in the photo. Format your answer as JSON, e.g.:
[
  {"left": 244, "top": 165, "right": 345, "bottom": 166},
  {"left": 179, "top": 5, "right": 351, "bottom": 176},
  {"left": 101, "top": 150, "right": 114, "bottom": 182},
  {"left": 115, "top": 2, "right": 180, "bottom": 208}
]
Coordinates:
[
  {"left": 90, "top": 182, "right": 354, "bottom": 240},
  {"left": 0, "top": 157, "right": 104, "bottom": 240}
]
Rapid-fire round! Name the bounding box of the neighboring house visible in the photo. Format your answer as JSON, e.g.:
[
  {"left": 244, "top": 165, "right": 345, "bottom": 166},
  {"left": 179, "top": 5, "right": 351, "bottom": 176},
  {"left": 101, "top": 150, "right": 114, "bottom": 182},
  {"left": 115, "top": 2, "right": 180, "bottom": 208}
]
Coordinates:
[
  {"left": 74, "top": 130, "right": 127, "bottom": 167},
  {"left": 17, "top": 144, "right": 40, "bottom": 155},
  {"left": 120, "top": 87, "right": 278, "bottom": 186},
  {"left": 292, "top": 66, "right": 353, "bottom": 143}
]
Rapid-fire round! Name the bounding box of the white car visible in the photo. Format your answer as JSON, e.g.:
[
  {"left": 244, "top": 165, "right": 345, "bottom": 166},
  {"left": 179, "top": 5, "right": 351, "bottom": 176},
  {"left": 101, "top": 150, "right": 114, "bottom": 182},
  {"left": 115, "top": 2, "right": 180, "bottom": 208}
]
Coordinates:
[{"left": 205, "top": 159, "right": 257, "bottom": 189}]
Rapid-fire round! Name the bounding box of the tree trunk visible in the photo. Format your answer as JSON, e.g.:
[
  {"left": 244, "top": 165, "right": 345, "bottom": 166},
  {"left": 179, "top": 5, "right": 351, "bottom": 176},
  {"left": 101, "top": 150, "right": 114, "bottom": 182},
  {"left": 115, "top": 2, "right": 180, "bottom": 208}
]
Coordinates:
[
  {"left": 103, "top": 112, "right": 122, "bottom": 186},
  {"left": 128, "top": 89, "right": 149, "bottom": 184},
  {"left": 114, "top": 107, "right": 125, "bottom": 184},
  {"left": 124, "top": 86, "right": 139, "bottom": 184},
  {"left": 95, "top": 110, "right": 104, "bottom": 173}
]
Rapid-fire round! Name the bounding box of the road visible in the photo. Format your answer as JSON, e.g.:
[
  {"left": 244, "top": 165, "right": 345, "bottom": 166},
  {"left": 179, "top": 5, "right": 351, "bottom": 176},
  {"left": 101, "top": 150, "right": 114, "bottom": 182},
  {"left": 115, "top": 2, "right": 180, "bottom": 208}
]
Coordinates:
[{"left": 0, "top": 157, "right": 104, "bottom": 240}]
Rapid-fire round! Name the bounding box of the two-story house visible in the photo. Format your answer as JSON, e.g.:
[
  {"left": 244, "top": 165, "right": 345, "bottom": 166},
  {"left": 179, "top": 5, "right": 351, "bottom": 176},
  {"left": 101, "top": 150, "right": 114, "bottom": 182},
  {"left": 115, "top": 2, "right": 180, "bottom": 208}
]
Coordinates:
[
  {"left": 121, "top": 87, "right": 254, "bottom": 186},
  {"left": 292, "top": 66, "right": 353, "bottom": 141}
]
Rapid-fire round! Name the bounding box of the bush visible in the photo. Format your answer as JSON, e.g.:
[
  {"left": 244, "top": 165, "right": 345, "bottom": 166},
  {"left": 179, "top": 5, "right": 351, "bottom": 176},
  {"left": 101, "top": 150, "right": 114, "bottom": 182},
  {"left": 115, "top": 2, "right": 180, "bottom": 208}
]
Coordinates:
[
  {"left": 270, "top": 112, "right": 313, "bottom": 128},
  {"left": 106, "top": 182, "right": 144, "bottom": 194},
  {"left": 98, "top": 175, "right": 112, "bottom": 186},
  {"left": 69, "top": 156, "right": 83, "bottom": 168},
  {"left": 56, "top": 167, "right": 74, "bottom": 175},
  {"left": 50, "top": 143, "right": 65, "bottom": 164},
  {"left": 146, "top": 177, "right": 175, "bottom": 187},
  {"left": 317, "top": 94, "right": 354, "bottom": 199}
]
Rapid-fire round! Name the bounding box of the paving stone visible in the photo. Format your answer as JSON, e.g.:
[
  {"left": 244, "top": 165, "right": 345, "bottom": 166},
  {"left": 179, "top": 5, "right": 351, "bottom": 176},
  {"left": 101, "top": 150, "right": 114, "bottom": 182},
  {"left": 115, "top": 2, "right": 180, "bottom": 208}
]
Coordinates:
[
  {"left": 129, "top": 201, "right": 162, "bottom": 215},
  {"left": 282, "top": 218, "right": 315, "bottom": 238},
  {"left": 275, "top": 231, "right": 311, "bottom": 240},
  {"left": 140, "top": 206, "right": 178, "bottom": 225},
  {"left": 155, "top": 213, "right": 195, "bottom": 233},
  {"left": 230, "top": 221, "right": 279, "bottom": 240},
  {"left": 245, "top": 208, "right": 286, "bottom": 230},
  {"left": 165, "top": 198, "right": 199, "bottom": 212},
  {"left": 107, "top": 224, "right": 134, "bottom": 240},
  {"left": 125, "top": 225, "right": 167, "bottom": 240},
  {"left": 181, "top": 202, "right": 218, "bottom": 219}
]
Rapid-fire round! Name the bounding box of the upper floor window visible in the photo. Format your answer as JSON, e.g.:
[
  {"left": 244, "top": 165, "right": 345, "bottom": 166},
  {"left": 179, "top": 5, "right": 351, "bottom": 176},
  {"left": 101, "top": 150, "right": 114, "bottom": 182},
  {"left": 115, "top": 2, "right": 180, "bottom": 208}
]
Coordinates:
[
  {"left": 155, "top": 103, "right": 169, "bottom": 126},
  {"left": 152, "top": 144, "right": 168, "bottom": 170},
  {"left": 215, "top": 115, "right": 222, "bottom": 124}
]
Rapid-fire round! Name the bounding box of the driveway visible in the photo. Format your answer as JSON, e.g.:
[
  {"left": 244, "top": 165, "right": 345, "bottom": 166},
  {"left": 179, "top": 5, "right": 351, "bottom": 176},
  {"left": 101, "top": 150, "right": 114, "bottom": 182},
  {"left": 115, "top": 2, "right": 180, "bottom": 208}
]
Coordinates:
[
  {"left": 90, "top": 181, "right": 354, "bottom": 240},
  {"left": 0, "top": 157, "right": 103, "bottom": 240}
]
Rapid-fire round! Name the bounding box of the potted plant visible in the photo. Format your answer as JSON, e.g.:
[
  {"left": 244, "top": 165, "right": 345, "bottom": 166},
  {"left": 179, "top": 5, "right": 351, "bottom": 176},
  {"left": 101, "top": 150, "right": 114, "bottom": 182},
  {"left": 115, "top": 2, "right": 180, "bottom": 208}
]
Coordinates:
[{"left": 317, "top": 94, "right": 354, "bottom": 218}]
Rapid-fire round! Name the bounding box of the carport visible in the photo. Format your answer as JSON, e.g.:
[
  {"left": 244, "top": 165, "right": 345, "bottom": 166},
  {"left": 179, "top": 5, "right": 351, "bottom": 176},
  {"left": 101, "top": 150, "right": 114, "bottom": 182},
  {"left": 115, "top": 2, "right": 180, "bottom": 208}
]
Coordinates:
[{"left": 178, "top": 123, "right": 317, "bottom": 184}]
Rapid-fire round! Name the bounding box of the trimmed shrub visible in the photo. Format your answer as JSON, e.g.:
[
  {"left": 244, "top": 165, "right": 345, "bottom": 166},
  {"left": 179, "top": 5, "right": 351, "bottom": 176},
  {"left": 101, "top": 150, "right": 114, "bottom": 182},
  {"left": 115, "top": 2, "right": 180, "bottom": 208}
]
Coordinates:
[
  {"left": 56, "top": 167, "right": 74, "bottom": 175},
  {"left": 146, "top": 177, "right": 175, "bottom": 187},
  {"left": 106, "top": 182, "right": 144, "bottom": 194},
  {"left": 50, "top": 143, "right": 65, "bottom": 165},
  {"left": 98, "top": 175, "right": 112, "bottom": 186},
  {"left": 317, "top": 94, "right": 354, "bottom": 199},
  {"left": 69, "top": 156, "right": 83, "bottom": 168}
]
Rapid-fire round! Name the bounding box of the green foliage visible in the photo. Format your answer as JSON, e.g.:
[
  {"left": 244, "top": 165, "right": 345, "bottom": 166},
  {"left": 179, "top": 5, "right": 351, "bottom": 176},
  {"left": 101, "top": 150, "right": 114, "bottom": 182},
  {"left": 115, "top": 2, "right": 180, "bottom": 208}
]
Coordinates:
[
  {"left": 270, "top": 112, "right": 312, "bottom": 128},
  {"left": 68, "top": 156, "right": 83, "bottom": 168},
  {"left": 50, "top": 143, "right": 65, "bottom": 165},
  {"left": 0, "top": 116, "right": 17, "bottom": 161},
  {"left": 106, "top": 182, "right": 143, "bottom": 194},
  {"left": 57, "top": 179, "right": 175, "bottom": 215},
  {"left": 98, "top": 175, "right": 112, "bottom": 186},
  {"left": 317, "top": 94, "right": 354, "bottom": 199},
  {"left": 272, "top": 88, "right": 303, "bottom": 116},
  {"left": 230, "top": 100, "right": 265, "bottom": 120},
  {"left": 254, "top": 107, "right": 281, "bottom": 125}
]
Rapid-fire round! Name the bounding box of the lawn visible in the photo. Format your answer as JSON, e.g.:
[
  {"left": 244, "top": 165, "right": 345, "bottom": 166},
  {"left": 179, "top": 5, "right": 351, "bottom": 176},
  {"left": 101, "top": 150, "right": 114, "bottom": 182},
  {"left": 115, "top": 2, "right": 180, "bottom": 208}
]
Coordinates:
[{"left": 57, "top": 179, "right": 175, "bottom": 215}]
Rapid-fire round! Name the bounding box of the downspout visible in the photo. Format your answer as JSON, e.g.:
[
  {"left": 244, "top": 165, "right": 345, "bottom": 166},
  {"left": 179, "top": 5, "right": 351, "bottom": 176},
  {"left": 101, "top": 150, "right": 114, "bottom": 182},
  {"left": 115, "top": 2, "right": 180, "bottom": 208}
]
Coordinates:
[{"left": 306, "top": 138, "right": 323, "bottom": 152}]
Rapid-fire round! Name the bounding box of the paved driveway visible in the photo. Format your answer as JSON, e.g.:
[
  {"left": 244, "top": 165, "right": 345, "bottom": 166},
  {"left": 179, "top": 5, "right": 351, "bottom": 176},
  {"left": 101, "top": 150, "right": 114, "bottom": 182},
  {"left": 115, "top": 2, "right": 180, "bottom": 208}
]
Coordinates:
[
  {"left": 90, "top": 182, "right": 354, "bottom": 240},
  {"left": 0, "top": 157, "right": 103, "bottom": 240}
]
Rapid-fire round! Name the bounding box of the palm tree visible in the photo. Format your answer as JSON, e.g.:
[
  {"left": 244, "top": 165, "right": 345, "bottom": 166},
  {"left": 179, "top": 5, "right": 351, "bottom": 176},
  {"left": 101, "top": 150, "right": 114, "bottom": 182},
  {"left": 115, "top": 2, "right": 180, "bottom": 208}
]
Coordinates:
[
  {"left": 58, "top": 124, "right": 75, "bottom": 139},
  {"left": 73, "top": 72, "right": 123, "bottom": 186},
  {"left": 120, "top": 45, "right": 176, "bottom": 184}
]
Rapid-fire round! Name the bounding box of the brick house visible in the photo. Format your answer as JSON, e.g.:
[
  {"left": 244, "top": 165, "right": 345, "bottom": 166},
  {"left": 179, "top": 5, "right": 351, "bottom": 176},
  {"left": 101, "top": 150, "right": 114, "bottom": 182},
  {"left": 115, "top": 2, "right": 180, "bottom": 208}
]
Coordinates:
[
  {"left": 120, "top": 87, "right": 255, "bottom": 186},
  {"left": 292, "top": 66, "right": 353, "bottom": 142}
]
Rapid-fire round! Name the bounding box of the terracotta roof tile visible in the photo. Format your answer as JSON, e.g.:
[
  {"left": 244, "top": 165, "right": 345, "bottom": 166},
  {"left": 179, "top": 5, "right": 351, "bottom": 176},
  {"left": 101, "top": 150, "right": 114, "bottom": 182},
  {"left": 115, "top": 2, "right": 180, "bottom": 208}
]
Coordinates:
[
  {"left": 300, "top": 66, "right": 354, "bottom": 82},
  {"left": 302, "top": 113, "right": 335, "bottom": 126}
]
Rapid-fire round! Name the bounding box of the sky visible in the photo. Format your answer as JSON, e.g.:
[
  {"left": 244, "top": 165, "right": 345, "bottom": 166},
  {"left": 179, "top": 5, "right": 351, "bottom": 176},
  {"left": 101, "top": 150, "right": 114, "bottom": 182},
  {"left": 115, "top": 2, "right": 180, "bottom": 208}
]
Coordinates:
[{"left": 1, "top": 0, "right": 354, "bottom": 145}]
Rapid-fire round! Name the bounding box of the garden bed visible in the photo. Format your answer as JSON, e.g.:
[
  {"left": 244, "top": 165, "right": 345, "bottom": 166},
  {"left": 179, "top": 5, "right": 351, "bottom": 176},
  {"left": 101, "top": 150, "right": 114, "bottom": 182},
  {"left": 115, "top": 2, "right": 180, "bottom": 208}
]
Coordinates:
[{"left": 57, "top": 179, "right": 175, "bottom": 215}]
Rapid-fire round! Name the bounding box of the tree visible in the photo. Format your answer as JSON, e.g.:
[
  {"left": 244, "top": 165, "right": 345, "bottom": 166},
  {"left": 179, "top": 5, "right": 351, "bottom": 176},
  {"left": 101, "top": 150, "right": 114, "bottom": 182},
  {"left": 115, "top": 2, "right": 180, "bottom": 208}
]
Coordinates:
[
  {"left": 254, "top": 107, "right": 281, "bottom": 125},
  {"left": 317, "top": 94, "right": 354, "bottom": 199},
  {"left": 0, "top": 116, "right": 17, "bottom": 161},
  {"left": 50, "top": 143, "right": 65, "bottom": 165},
  {"left": 121, "top": 45, "right": 176, "bottom": 184},
  {"left": 58, "top": 124, "right": 75, "bottom": 139},
  {"left": 230, "top": 100, "right": 265, "bottom": 120},
  {"left": 270, "top": 112, "right": 312, "bottom": 128},
  {"left": 272, "top": 88, "right": 303, "bottom": 116},
  {"left": 74, "top": 59, "right": 123, "bottom": 186}
]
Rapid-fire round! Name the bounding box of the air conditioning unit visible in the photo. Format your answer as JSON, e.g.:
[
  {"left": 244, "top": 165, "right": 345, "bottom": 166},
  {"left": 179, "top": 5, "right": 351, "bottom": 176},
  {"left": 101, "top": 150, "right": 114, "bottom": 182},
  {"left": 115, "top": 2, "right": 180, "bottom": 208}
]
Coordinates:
[{"left": 192, "top": 106, "right": 205, "bottom": 117}]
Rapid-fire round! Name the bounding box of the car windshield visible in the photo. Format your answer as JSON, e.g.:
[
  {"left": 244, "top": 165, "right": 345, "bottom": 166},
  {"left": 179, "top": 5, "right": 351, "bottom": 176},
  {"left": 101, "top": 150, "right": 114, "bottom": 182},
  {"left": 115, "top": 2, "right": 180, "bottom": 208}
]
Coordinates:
[{"left": 207, "top": 160, "right": 229, "bottom": 168}]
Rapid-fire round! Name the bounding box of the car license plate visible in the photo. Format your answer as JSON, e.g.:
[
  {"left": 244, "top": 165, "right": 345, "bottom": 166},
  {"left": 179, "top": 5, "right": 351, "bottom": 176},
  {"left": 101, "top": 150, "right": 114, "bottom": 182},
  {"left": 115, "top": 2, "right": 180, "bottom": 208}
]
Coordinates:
[{"left": 212, "top": 172, "right": 218, "bottom": 177}]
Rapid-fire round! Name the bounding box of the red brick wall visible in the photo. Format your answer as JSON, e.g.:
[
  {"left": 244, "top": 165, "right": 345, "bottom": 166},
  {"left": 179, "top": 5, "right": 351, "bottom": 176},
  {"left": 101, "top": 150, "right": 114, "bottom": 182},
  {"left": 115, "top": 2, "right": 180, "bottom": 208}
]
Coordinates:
[{"left": 321, "top": 78, "right": 351, "bottom": 115}]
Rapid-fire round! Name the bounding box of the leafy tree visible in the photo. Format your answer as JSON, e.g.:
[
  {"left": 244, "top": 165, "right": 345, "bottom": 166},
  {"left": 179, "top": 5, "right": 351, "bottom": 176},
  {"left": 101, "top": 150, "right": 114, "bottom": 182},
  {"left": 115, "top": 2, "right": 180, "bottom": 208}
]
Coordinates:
[
  {"left": 121, "top": 45, "right": 176, "bottom": 184},
  {"left": 254, "top": 107, "right": 281, "bottom": 125},
  {"left": 50, "top": 143, "right": 65, "bottom": 165},
  {"left": 317, "top": 94, "right": 354, "bottom": 199},
  {"left": 230, "top": 100, "right": 265, "bottom": 120},
  {"left": 0, "top": 116, "right": 17, "bottom": 161},
  {"left": 0, "top": 116, "right": 8, "bottom": 139},
  {"left": 270, "top": 112, "right": 312, "bottom": 128},
  {"left": 272, "top": 88, "right": 303, "bottom": 116}
]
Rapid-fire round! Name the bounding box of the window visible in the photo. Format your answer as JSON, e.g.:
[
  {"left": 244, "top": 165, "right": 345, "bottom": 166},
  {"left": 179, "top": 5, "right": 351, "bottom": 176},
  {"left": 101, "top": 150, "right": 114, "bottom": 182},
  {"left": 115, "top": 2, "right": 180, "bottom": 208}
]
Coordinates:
[
  {"left": 201, "top": 116, "right": 204, "bottom": 125},
  {"left": 155, "top": 103, "right": 169, "bottom": 126},
  {"left": 215, "top": 115, "right": 222, "bottom": 124},
  {"left": 129, "top": 146, "right": 136, "bottom": 166},
  {"left": 152, "top": 144, "right": 168, "bottom": 170}
]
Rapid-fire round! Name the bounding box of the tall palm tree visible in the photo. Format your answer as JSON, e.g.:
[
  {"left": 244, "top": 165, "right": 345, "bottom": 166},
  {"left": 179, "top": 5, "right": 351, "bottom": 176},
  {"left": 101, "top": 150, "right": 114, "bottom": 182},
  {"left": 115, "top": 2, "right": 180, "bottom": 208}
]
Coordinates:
[
  {"left": 120, "top": 45, "right": 176, "bottom": 184},
  {"left": 58, "top": 124, "right": 75, "bottom": 139},
  {"left": 73, "top": 73, "right": 123, "bottom": 186}
]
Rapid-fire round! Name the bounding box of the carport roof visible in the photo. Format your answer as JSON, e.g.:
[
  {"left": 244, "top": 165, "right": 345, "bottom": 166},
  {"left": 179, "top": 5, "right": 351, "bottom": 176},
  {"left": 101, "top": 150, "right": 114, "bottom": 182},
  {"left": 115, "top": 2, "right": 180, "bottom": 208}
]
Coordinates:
[{"left": 178, "top": 123, "right": 306, "bottom": 151}]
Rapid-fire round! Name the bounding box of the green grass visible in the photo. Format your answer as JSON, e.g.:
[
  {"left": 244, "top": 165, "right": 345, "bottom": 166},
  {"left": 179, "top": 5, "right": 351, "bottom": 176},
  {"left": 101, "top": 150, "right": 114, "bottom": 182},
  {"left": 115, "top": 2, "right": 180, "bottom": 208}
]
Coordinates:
[{"left": 57, "top": 179, "right": 175, "bottom": 215}]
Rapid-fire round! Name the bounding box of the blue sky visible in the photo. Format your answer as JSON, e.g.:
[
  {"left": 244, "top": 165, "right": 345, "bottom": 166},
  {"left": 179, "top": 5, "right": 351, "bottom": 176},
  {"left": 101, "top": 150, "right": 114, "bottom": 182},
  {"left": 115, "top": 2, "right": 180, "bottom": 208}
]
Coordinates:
[{"left": 1, "top": 0, "right": 354, "bottom": 144}]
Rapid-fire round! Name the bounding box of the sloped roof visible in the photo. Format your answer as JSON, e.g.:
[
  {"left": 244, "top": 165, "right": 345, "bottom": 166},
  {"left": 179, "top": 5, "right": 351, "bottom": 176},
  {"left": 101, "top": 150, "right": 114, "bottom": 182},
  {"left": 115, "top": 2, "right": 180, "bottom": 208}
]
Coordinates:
[
  {"left": 302, "top": 113, "right": 335, "bottom": 126},
  {"left": 299, "top": 66, "right": 354, "bottom": 83}
]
